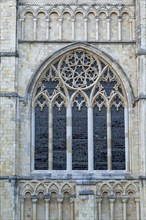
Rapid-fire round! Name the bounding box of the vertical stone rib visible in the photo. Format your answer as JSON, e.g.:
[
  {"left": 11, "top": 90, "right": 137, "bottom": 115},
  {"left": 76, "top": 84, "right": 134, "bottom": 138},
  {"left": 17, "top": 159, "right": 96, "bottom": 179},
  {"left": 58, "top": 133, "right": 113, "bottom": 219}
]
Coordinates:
[
  {"left": 49, "top": 106, "right": 53, "bottom": 170},
  {"left": 107, "top": 107, "right": 112, "bottom": 170},
  {"left": 88, "top": 107, "right": 93, "bottom": 171},
  {"left": 67, "top": 106, "right": 72, "bottom": 172}
]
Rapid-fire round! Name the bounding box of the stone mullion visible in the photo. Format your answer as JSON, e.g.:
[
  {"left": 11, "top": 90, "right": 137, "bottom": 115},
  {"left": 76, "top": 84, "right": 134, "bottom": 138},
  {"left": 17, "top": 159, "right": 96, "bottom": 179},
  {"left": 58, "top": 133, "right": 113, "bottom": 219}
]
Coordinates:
[
  {"left": 118, "top": 17, "right": 122, "bottom": 41},
  {"left": 88, "top": 107, "right": 93, "bottom": 171},
  {"left": 71, "top": 17, "right": 75, "bottom": 41},
  {"left": 67, "top": 106, "right": 72, "bottom": 172},
  {"left": 32, "top": 107, "right": 35, "bottom": 171},
  {"left": 125, "top": 107, "right": 129, "bottom": 171},
  {"left": 107, "top": 106, "right": 112, "bottom": 170},
  {"left": 95, "top": 17, "right": 99, "bottom": 41},
  {"left": 49, "top": 105, "right": 53, "bottom": 170}
]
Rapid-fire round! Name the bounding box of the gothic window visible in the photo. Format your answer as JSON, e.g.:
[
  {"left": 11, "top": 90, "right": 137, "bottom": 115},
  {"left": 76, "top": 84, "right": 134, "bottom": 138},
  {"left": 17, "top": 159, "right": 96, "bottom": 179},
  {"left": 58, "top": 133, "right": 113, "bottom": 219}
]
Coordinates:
[{"left": 33, "top": 49, "right": 127, "bottom": 171}]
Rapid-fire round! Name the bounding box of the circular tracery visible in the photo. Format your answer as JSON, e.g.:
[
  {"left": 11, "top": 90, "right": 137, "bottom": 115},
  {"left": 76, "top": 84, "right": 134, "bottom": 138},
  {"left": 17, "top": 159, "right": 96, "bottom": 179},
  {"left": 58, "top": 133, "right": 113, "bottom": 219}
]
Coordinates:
[{"left": 59, "top": 50, "right": 100, "bottom": 89}]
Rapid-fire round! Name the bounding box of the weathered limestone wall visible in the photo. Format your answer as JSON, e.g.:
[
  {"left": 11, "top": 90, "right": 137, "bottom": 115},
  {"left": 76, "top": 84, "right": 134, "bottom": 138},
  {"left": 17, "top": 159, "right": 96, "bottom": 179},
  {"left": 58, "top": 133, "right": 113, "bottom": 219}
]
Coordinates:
[
  {"left": 136, "top": 1, "right": 146, "bottom": 219},
  {"left": 0, "top": 1, "right": 18, "bottom": 220},
  {"left": 1, "top": 0, "right": 146, "bottom": 219}
]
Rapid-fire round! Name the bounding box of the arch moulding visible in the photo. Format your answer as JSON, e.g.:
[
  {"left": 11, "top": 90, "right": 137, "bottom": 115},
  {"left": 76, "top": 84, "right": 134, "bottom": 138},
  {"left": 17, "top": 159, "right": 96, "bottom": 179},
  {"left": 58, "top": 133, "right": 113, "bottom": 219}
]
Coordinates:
[{"left": 25, "top": 42, "right": 134, "bottom": 107}]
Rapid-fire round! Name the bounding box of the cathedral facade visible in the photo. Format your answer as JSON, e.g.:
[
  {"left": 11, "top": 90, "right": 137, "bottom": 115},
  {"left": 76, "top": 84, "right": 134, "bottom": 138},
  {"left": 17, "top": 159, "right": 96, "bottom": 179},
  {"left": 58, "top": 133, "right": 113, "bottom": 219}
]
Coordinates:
[{"left": 0, "top": 0, "right": 146, "bottom": 219}]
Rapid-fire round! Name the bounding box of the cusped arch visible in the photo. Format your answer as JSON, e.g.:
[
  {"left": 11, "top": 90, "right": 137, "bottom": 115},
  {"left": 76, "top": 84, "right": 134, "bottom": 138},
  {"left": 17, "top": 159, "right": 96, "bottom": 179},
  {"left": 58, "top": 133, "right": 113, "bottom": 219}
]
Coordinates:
[
  {"left": 25, "top": 43, "right": 134, "bottom": 108},
  {"left": 124, "top": 182, "right": 139, "bottom": 196},
  {"left": 61, "top": 182, "right": 74, "bottom": 195},
  {"left": 35, "top": 182, "right": 47, "bottom": 195},
  {"left": 21, "top": 183, "right": 34, "bottom": 196},
  {"left": 113, "top": 182, "right": 123, "bottom": 195},
  {"left": 48, "top": 182, "right": 60, "bottom": 194},
  {"left": 98, "top": 183, "right": 112, "bottom": 195}
]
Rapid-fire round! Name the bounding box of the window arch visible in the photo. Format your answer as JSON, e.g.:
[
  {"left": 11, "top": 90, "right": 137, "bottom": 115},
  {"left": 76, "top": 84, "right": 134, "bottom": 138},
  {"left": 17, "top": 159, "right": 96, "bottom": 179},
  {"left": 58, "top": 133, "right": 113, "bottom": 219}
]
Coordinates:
[{"left": 32, "top": 49, "right": 128, "bottom": 171}]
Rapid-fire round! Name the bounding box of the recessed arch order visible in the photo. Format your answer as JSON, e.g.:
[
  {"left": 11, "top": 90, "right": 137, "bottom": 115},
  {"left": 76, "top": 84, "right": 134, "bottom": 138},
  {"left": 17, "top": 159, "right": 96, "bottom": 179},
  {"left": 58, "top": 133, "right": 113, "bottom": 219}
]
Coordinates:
[{"left": 26, "top": 42, "right": 134, "bottom": 172}]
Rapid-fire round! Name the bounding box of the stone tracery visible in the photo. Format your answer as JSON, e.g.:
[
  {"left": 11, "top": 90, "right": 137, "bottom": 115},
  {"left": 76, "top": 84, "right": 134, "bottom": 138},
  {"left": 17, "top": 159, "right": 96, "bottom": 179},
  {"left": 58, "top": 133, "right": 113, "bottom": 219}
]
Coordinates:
[{"left": 33, "top": 49, "right": 127, "bottom": 171}]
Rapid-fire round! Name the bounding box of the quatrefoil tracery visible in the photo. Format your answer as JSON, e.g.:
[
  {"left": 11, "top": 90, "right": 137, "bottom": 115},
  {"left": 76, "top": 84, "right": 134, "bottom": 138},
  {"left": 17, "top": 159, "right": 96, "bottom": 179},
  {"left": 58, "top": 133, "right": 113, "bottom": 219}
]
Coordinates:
[{"left": 34, "top": 50, "right": 126, "bottom": 110}]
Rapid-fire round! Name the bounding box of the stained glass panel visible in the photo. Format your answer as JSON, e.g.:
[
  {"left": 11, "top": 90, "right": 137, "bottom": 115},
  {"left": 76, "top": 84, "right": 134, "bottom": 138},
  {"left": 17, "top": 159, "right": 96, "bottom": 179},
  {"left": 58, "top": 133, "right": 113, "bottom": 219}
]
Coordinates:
[
  {"left": 72, "top": 105, "right": 88, "bottom": 170},
  {"left": 94, "top": 106, "right": 107, "bottom": 170},
  {"left": 35, "top": 105, "right": 48, "bottom": 170},
  {"left": 53, "top": 105, "right": 66, "bottom": 170},
  {"left": 111, "top": 106, "right": 125, "bottom": 170}
]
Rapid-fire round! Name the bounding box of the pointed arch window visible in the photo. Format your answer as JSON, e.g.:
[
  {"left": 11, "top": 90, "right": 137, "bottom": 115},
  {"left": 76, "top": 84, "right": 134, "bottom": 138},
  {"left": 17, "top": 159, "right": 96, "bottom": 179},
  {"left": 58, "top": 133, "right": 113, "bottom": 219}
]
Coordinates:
[{"left": 33, "top": 49, "right": 128, "bottom": 171}]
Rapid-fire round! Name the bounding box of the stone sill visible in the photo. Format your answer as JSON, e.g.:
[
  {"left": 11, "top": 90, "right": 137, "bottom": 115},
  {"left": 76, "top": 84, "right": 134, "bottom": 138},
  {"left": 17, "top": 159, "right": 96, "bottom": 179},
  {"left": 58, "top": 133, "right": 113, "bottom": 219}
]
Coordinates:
[
  {"left": 1, "top": 172, "right": 146, "bottom": 181},
  {"left": 18, "top": 40, "right": 136, "bottom": 44}
]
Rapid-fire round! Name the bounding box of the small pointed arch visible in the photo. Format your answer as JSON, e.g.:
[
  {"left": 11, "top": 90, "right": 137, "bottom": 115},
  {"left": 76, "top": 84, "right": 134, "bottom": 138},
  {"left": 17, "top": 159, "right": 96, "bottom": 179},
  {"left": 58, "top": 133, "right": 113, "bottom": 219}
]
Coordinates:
[
  {"left": 61, "top": 183, "right": 74, "bottom": 195},
  {"left": 92, "top": 93, "right": 107, "bottom": 109},
  {"left": 21, "top": 183, "right": 34, "bottom": 196},
  {"left": 33, "top": 92, "right": 49, "bottom": 109},
  {"left": 110, "top": 93, "right": 126, "bottom": 107},
  {"left": 100, "top": 183, "right": 112, "bottom": 195},
  {"left": 48, "top": 182, "right": 60, "bottom": 194},
  {"left": 71, "top": 90, "right": 89, "bottom": 108},
  {"left": 113, "top": 182, "right": 123, "bottom": 195},
  {"left": 52, "top": 92, "right": 67, "bottom": 108},
  {"left": 25, "top": 42, "right": 134, "bottom": 107},
  {"left": 35, "top": 182, "right": 47, "bottom": 195},
  {"left": 124, "top": 182, "right": 139, "bottom": 196}
]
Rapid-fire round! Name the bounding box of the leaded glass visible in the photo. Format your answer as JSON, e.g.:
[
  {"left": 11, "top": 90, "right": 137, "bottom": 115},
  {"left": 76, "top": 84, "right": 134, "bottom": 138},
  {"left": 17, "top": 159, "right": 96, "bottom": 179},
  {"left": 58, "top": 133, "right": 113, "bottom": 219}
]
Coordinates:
[
  {"left": 72, "top": 105, "right": 88, "bottom": 170},
  {"left": 53, "top": 105, "right": 66, "bottom": 170},
  {"left": 111, "top": 106, "right": 125, "bottom": 170},
  {"left": 35, "top": 104, "right": 48, "bottom": 170},
  {"left": 33, "top": 48, "right": 127, "bottom": 171},
  {"left": 94, "top": 106, "right": 107, "bottom": 170}
]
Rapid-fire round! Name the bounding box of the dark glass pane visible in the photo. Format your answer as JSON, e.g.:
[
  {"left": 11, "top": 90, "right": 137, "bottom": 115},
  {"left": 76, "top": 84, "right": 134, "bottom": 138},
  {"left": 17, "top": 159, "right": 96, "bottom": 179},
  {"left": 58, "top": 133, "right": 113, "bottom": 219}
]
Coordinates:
[
  {"left": 94, "top": 106, "right": 107, "bottom": 170},
  {"left": 53, "top": 106, "right": 66, "bottom": 170},
  {"left": 111, "top": 106, "right": 125, "bottom": 170},
  {"left": 72, "top": 105, "right": 88, "bottom": 170},
  {"left": 35, "top": 105, "right": 48, "bottom": 170}
]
